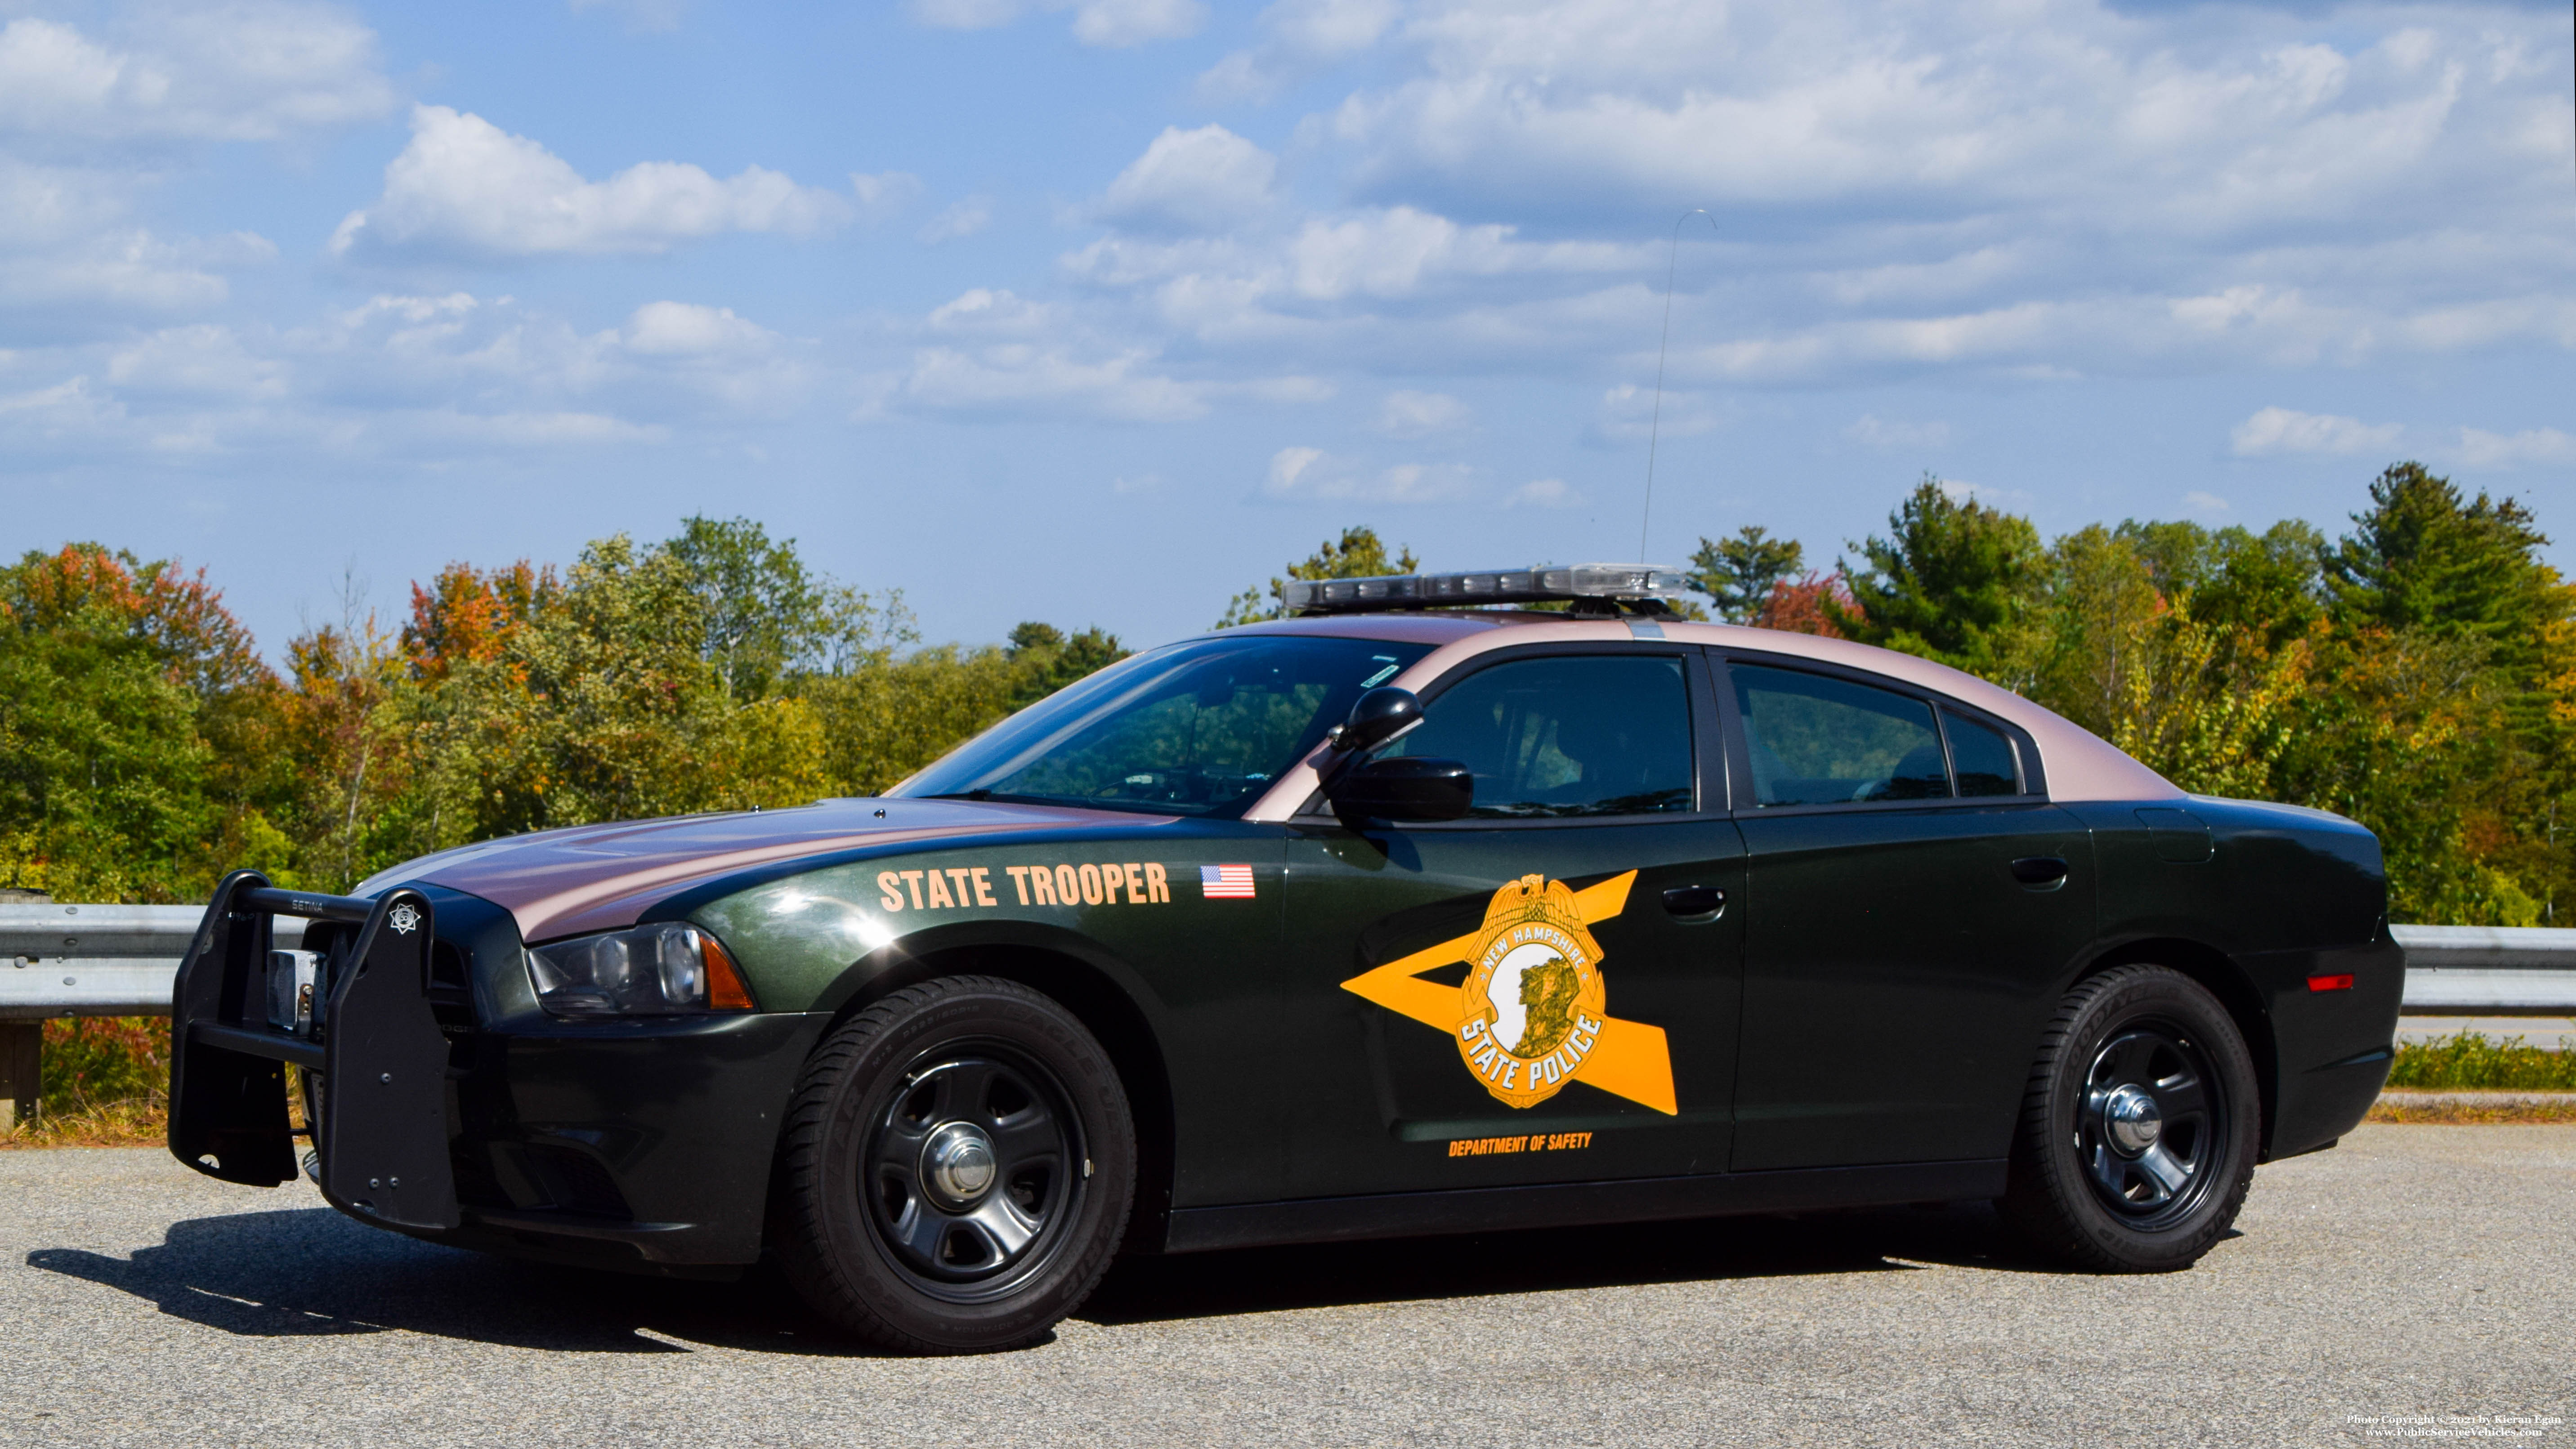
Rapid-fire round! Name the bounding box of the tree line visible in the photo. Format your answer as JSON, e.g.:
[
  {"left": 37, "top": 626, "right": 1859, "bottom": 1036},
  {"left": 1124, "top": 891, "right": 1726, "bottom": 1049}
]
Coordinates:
[
  {"left": 2, "top": 461, "right": 2567, "bottom": 924},
  {"left": 0, "top": 518, "right": 1125, "bottom": 903}
]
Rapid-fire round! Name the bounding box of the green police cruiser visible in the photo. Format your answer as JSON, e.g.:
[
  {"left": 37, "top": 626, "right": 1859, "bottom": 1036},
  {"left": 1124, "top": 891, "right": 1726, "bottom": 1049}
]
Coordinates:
[{"left": 167, "top": 565, "right": 2402, "bottom": 1353}]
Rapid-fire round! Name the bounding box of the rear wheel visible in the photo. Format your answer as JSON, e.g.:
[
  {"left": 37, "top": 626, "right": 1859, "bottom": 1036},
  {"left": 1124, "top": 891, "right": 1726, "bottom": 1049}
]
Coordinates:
[
  {"left": 774, "top": 975, "right": 1135, "bottom": 1352},
  {"left": 2000, "top": 964, "right": 2258, "bottom": 1272}
]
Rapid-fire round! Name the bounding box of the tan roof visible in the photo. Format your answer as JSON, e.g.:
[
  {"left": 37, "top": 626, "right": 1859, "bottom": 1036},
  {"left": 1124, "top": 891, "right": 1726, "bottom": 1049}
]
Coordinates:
[{"left": 1227, "top": 612, "right": 2180, "bottom": 821}]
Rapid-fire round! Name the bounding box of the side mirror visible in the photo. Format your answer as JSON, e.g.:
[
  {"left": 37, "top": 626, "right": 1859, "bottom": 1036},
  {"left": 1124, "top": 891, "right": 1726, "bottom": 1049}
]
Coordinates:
[
  {"left": 1333, "top": 687, "right": 1423, "bottom": 755},
  {"left": 1328, "top": 756, "right": 1473, "bottom": 823}
]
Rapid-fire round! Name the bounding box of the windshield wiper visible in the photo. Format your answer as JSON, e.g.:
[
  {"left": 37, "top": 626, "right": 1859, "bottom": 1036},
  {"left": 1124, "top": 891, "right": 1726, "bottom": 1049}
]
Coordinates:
[{"left": 921, "top": 789, "right": 995, "bottom": 801}]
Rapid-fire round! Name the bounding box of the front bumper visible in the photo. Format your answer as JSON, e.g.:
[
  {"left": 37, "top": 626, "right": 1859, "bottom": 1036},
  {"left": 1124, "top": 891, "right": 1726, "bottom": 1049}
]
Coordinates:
[
  {"left": 425, "top": 1010, "right": 832, "bottom": 1269},
  {"left": 171, "top": 872, "right": 832, "bottom": 1271}
]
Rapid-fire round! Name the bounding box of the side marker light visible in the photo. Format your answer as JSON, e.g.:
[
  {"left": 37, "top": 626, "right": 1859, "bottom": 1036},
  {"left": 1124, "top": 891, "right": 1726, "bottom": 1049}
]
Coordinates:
[
  {"left": 704, "top": 934, "right": 757, "bottom": 1011},
  {"left": 2306, "top": 973, "right": 2355, "bottom": 993}
]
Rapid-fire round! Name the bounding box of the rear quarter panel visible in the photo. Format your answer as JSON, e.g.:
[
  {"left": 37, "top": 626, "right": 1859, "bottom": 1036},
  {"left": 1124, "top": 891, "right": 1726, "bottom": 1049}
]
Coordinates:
[{"left": 2063, "top": 797, "right": 2398, "bottom": 1158}]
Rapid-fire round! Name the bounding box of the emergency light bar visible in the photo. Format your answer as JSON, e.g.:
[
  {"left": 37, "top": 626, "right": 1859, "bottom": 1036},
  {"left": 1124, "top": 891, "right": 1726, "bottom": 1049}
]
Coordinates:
[{"left": 1281, "top": 564, "right": 1690, "bottom": 614}]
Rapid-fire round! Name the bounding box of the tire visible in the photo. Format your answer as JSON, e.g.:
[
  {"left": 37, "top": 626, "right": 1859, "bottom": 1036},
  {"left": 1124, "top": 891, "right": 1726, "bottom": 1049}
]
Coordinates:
[
  {"left": 773, "top": 975, "right": 1136, "bottom": 1352},
  {"left": 1999, "top": 964, "right": 2259, "bottom": 1273}
]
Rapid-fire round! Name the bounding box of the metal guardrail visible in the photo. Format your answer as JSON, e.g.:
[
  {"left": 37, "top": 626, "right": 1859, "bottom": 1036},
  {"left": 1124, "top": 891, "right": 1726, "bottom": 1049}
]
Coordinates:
[
  {"left": 2392, "top": 925, "right": 2576, "bottom": 1012},
  {"left": 3, "top": 904, "right": 2571, "bottom": 1019},
  {"left": 4, "top": 905, "right": 301, "bottom": 1020},
  {"left": 3, "top": 903, "right": 2569, "bottom": 1129}
]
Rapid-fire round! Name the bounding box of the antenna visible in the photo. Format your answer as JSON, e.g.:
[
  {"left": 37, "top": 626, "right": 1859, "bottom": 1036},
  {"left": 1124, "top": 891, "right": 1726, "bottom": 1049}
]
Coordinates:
[{"left": 1640, "top": 208, "right": 1722, "bottom": 562}]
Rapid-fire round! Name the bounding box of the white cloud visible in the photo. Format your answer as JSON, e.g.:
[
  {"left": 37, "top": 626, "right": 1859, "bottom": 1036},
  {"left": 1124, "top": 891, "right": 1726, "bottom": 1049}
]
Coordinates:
[
  {"left": 568, "top": 0, "right": 689, "bottom": 33},
  {"left": 1935, "top": 477, "right": 2030, "bottom": 508},
  {"left": 1196, "top": 0, "right": 1397, "bottom": 103},
  {"left": 1844, "top": 414, "right": 1949, "bottom": 450},
  {"left": 850, "top": 170, "right": 926, "bottom": 221},
  {"left": 621, "top": 301, "right": 779, "bottom": 357},
  {"left": 332, "top": 106, "right": 853, "bottom": 261},
  {"left": 0, "top": 7, "right": 392, "bottom": 144},
  {"left": 1258, "top": 445, "right": 1478, "bottom": 502},
  {"left": 1375, "top": 389, "right": 1469, "bottom": 437},
  {"left": 918, "top": 195, "right": 995, "bottom": 244},
  {"left": 2230, "top": 405, "right": 2404, "bottom": 457},
  {"left": 2455, "top": 426, "right": 2576, "bottom": 468},
  {"left": 1506, "top": 477, "right": 1583, "bottom": 508},
  {"left": 926, "top": 287, "right": 1056, "bottom": 335},
  {"left": 1070, "top": 0, "right": 1205, "bottom": 46},
  {"left": 894, "top": 344, "right": 1210, "bottom": 422},
  {"left": 1098, "top": 126, "right": 1276, "bottom": 235},
  {"left": 0, "top": 226, "right": 271, "bottom": 318},
  {"left": 1586, "top": 382, "right": 1715, "bottom": 447},
  {"left": 105, "top": 325, "right": 289, "bottom": 399},
  {"left": 2182, "top": 490, "right": 2231, "bottom": 513},
  {"left": 908, "top": 0, "right": 1203, "bottom": 46}
]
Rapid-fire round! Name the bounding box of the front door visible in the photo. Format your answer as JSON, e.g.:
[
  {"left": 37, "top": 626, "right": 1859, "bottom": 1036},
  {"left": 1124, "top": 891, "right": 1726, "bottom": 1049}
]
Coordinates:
[
  {"left": 1278, "top": 646, "right": 1746, "bottom": 1201},
  {"left": 1719, "top": 657, "right": 2096, "bottom": 1172}
]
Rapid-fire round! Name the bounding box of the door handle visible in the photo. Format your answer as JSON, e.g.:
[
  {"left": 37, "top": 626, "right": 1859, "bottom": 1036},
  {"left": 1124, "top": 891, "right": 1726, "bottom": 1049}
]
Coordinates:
[
  {"left": 2010, "top": 856, "right": 2070, "bottom": 889},
  {"left": 1662, "top": 885, "right": 1726, "bottom": 921}
]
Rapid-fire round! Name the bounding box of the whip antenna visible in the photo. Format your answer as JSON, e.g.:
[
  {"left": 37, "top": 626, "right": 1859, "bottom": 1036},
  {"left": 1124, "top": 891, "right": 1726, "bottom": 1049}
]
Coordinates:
[{"left": 1640, "top": 208, "right": 1721, "bottom": 562}]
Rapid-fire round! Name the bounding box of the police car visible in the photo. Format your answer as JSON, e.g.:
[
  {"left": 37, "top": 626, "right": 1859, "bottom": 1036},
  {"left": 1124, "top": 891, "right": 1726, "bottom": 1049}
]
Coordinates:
[{"left": 168, "top": 565, "right": 2401, "bottom": 1353}]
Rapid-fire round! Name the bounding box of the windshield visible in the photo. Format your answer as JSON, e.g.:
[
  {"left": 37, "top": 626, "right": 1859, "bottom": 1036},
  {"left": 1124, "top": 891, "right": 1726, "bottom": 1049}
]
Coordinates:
[{"left": 889, "top": 634, "right": 1433, "bottom": 818}]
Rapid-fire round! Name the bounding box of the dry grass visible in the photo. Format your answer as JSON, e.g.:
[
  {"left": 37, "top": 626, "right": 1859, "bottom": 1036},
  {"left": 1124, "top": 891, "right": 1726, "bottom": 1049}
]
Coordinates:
[
  {"left": 2366, "top": 1092, "right": 2576, "bottom": 1125},
  {"left": 0, "top": 1096, "right": 169, "bottom": 1149}
]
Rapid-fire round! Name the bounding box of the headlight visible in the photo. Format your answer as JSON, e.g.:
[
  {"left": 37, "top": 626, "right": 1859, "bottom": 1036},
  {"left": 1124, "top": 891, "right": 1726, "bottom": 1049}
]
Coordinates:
[{"left": 525, "top": 922, "right": 758, "bottom": 1017}]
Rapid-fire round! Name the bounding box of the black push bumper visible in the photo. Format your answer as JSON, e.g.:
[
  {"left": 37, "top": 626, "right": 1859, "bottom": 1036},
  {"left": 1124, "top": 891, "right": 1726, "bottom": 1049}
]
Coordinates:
[
  {"left": 170, "top": 871, "right": 458, "bottom": 1229},
  {"left": 171, "top": 871, "right": 830, "bottom": 1271}
]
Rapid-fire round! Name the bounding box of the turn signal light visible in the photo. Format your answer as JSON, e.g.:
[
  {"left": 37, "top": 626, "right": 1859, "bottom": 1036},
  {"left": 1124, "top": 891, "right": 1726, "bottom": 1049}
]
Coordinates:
[{"left": 2306, "top": 973, "right": 2354, "bottom": 992}]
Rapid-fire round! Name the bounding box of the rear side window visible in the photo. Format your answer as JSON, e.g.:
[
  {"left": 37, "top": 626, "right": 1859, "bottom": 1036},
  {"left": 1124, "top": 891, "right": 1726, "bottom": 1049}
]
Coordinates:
[
  {"left": 1944, "top": 710, "right": 2023, "bottom": 797},
  {"left": 1386, "top": 654, "right": 1695, "bottom": 817},
  {"left": 1732, "top": 665, "right": 1950, "bottom": 807}
]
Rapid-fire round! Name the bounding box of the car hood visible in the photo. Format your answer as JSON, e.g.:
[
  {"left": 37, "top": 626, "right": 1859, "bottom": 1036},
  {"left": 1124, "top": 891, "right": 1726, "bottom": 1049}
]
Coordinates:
[{"left": 356, "top": 797, "right": 1169, "bottom": 943}]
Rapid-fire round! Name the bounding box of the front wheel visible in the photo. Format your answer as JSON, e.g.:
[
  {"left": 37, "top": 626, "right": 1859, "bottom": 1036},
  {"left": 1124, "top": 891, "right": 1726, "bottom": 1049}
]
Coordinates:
[
  {"left": 773, "top": 975, "right": 1136, "bottom": 1352},
  {"left": 1999, "top": 965, "right": 2259, "bottom": 1273}
]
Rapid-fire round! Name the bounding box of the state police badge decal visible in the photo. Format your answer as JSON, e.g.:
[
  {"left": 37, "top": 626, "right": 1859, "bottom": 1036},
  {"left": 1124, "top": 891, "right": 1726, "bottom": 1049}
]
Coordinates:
[
  {"left": 1455, "top": 876, "right": 1606, "bottom": 1109},
  {"left": 1341, "top": 870, "right": 1678, "bottom": 1116}
]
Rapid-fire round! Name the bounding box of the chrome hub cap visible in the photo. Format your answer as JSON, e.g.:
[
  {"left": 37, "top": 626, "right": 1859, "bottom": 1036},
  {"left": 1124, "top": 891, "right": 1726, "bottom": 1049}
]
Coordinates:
[
  {"left": 921, "top": 1121, "right": 998, "bottom": 1206},
  {"left": 2102, "top": 1084, "right": 2163, "bottom": 1155}
]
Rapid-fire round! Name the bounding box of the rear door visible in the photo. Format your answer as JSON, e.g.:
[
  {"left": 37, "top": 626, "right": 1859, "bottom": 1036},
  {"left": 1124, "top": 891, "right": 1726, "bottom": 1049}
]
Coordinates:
[
  {"left": 1718, "top": 654, "right": 2095, "bottom": 1172},
  {"left": 1277, "top": 644, "right": 1747, "bottom": 1200}
]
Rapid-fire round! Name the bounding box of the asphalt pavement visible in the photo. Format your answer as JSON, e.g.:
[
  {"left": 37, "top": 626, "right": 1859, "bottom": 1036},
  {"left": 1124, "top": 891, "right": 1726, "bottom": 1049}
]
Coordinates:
[{"left": 4, "top": 1127, "right": 2572, "bottom": 1448}]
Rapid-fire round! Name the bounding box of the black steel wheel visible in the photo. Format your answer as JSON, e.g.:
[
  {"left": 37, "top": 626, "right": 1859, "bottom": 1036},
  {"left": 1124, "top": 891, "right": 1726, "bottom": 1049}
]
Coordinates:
[
  {"left": 2076, "top": 1026, "right": 2225, "bottom": 1224},
  {"left": 863, "top": 1050, "right": 1080, "bottom": 1300},
  {"left": 2000, "top": 964, "right": 2258, "bottom": 1272},
  {"left": 774, "top": 976, "right": 1135, "bottom": 1352}
]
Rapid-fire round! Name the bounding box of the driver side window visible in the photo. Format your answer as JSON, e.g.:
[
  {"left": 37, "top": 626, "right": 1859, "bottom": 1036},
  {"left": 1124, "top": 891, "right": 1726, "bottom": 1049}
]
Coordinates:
[
  {"left": 1732, "top": 664, "right": 1951, "bottom": 807},
  {"left": 1386, "top": 653, "right": 1695, "bottom": 818}
]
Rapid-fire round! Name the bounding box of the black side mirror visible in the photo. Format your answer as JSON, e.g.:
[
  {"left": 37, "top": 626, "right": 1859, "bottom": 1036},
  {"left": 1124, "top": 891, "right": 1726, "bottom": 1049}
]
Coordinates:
[
  {"left": 1332, "top": 687, "right": 1423, "bottom": 755},
  {"left": 1328, "top": 756, "right": 1473, "bottom": 823}
]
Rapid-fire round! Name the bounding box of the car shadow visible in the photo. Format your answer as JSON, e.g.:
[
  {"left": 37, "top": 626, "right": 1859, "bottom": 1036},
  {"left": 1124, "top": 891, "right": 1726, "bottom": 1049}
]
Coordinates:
[
  {"left": 27, "top": 1199, "right": 2088, "bottom": 1353},
  {"left": 23, "top": 1207, "right": 855, "bottom": 1356},
  {"left": 1078, "top": 1200, "right": 2045, "bottom": 1326}
]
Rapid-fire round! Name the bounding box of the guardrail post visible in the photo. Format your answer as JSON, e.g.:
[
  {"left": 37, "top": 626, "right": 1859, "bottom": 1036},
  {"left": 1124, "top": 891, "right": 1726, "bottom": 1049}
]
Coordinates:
[{"left": 0, "top": 1020, "right": 37, "bottom": 1132}]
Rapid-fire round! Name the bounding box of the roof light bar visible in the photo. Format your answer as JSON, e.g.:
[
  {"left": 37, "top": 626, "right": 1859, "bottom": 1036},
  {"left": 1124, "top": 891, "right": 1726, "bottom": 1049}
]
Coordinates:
[{"left": 1282, "top": 564, "right": 1690, "bottom": 614}]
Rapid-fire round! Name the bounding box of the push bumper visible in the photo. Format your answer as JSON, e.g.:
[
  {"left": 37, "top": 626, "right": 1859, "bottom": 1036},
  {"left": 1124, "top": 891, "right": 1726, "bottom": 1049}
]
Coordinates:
[{"left": 170, "top": 871, "right": 831, "bottom": 1270}]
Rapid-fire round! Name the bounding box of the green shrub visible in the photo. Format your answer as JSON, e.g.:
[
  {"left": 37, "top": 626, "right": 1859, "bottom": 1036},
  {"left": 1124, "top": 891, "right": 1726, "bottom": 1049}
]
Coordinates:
[
  {"left": 2386, "top": 1033, "right": 2576, "bottom": 1091},
  {"left": 39, "top": 1015, "right": 170, "bottom": 1114}
]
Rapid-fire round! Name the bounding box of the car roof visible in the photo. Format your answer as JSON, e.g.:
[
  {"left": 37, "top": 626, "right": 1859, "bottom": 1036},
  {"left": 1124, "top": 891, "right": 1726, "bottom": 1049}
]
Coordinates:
[{"left": 1220, "top": 612, "right": 2182, "bottom": 818}]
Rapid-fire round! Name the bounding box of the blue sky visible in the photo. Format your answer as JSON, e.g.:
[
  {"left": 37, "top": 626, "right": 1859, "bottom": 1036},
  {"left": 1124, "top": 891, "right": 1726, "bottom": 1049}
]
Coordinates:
[{"left": 3, "top": 0, "right": 2571, "bottom": 654}]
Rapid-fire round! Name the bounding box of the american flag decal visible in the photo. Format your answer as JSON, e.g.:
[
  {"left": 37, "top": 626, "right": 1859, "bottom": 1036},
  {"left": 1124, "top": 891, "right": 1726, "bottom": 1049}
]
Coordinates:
[{"left": 1199, "top": 864, "right": 1257, "bottom": 899}]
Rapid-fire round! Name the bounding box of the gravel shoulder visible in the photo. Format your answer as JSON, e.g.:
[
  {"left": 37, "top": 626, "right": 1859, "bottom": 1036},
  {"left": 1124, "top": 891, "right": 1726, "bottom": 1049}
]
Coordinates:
[{"left": 4, "top": 1127, "right": 2572, "bottom": 1448}]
